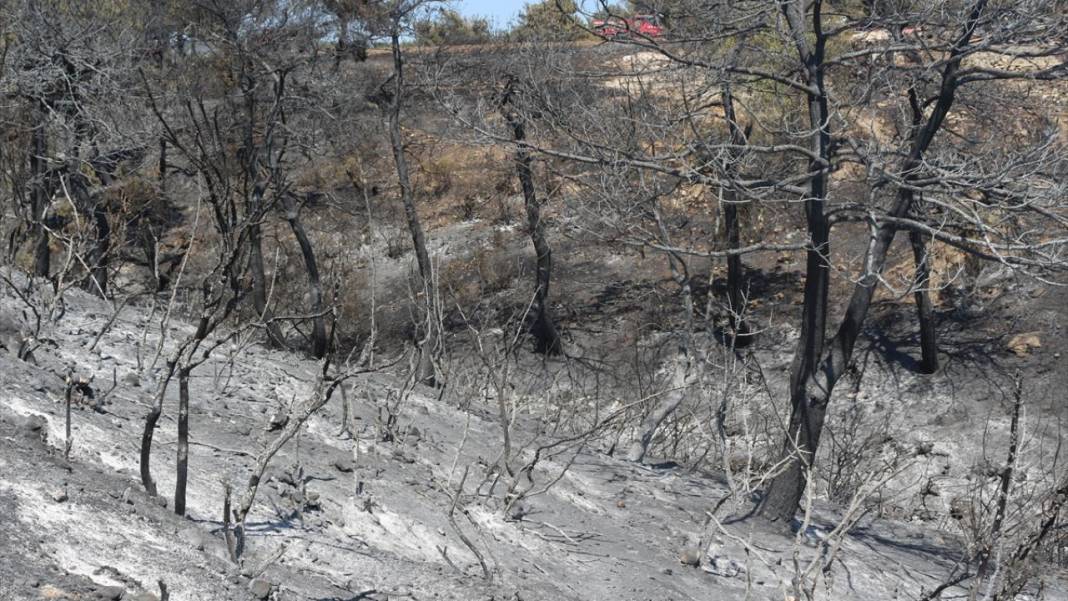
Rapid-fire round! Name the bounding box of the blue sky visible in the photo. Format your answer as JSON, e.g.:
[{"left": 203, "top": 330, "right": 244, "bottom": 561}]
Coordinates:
[{"left": 454, "top": 0, "right": 529, "bottom": 28}]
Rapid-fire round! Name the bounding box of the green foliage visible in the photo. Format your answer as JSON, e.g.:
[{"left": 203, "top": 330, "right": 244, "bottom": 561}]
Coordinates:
[
  {"left": 414, "top": 8, "right": 493, "bottom": 46},
  {"left": 510, "top": 0, "right": 588, "bottom": 42}
]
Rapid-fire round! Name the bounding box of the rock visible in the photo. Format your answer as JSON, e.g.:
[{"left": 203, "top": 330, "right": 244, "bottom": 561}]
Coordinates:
[
  {"left": 267, "top": 410, "right": 289, "bottom": 431},
  {"left": 14, "top": 413, "right": 47, "bottom": 434},
  {"left": 96, "top": 585, "right": 125, "bottom": 599},
  {"left": 703, "top": 555, "right": 745, "bottom": 578},
  {"left": 661, "top": 568, "right": 673, "bottom": 576},
  {"left": 127, "top": 593, "right": 158, "bottom": 601},
  {"left": 121, "top": 372, "right": 140, "bottom": 387},
  {"left": 508, "top": 501, "right": 530, "bottom": 521},
  {"left": 51, "top": 489, "right": 68, "bottom": 503},
  {"left": 679, "top": 547, "right": 701, "bottom": 567},
  {"left": 1007, "top": 332, "right": 1041, "bottom": 356},
  {"left": 334, "top": 457, "right": 355, "bottom": 473},
  {"left": 248, "top": 578, "right": 273, "bottom": 600}
]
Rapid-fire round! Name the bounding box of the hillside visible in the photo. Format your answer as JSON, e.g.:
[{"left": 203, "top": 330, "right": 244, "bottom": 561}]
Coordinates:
[{"left": 2, "top": 264, "right": 1067, "bottom": 600}]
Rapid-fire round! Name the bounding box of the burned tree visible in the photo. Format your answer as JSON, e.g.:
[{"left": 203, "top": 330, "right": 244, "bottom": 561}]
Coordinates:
[
  {"left": 369, "top": 0, "right": 445, "bottom": 385},
  {"left": 748, "top": 0, "right": 1068, "bottom": 525},
  {"left": 498, "top": 75, "right": 563, "bottom": 356},
  {"left": 138, "top": 0, "right": 335, "bottom": 511}
]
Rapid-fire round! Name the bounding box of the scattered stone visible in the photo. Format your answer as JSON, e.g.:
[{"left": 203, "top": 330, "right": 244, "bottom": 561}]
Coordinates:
[
  {"left": 508, "top": 501, "right": 530, "bottom": 521},
  {"left": 15, "top": 413, "right": 47, "bottom": 434},
  {"left": 703, "top": 555, "right": 745, "bottom": 578},
  {"left": 248, "top": 578, "right": 273, "bottom": 600},
  {"left": 334, "top": 457, "right": 355, "bottom": 473},
  {"left": 96, "top": 585, "right": 125, "bottom": 600},
  {"left": 679, "top": 547, "right": 701, "bottom": 567},
  {"left": 1007, "top": 332, "right": 1041, "bottom": 356},
  {"left": 267, "top": 409, "right": 289, "bottom": 431},
  {"left": 660, "top": 568, "right": 673, "bottom": 576},
  {"left": 305, "top": 491, "right": 321, "bottom": 509},
  {"left": 51, "top": 489, "right": 68, "bottom": 503}
]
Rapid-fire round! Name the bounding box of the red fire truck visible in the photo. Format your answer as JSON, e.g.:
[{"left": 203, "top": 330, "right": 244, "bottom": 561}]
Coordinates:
[{"left": 592, "top": 13, "right": 664, "bottom": 39}]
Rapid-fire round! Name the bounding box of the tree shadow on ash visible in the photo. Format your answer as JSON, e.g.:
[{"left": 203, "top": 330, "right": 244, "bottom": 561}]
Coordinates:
[{"left": 860, "top": 301, "right": 1012, "bottom": 377}]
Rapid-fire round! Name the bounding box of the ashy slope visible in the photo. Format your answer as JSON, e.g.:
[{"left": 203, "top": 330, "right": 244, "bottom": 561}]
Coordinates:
[{"left": 1, "top": 277, "right": 1062, "bottom": 601}]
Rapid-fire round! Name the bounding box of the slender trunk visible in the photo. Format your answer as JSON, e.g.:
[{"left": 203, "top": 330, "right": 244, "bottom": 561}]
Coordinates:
[
  {"left": 249, "top": 222, "right": 287, "bottom": 349},
  {"left": 64, "top": 379, "right": 73, "bottom": 460},
  {"left": 388, "top": 31, "right": 436, "bottom": 385},
  {"left": 720, "top": 84, "right": 750, "bottom": 343},
  {"left": 30, "top": 117, "right": 50, "bottom": 277},
  {"left": 628, "top": 203, "right": 694, "bottom": 463},
  {"left": 174, "top": 367, "right": 190, "bottom": 516},
  {"left": 281, "top": 195, "right": 327, "bottom": 358},
  {"left": 159, "top": 138, "right": 167, "bottom": 198},
  {"left": 909, "top": 229, "right": 939, "bottom": 373},
  {"left": 140, "top": 359, "right": 177, "bottom": 497},
  {"left": 233, "top": 377, "right": 340, "bottom": 558},
  {"left": 626, "top": 346, "right": 692, "bottom": 463},
  {"left": 758, "top": 0, "right": 833, "bottom": 526},
  {"left": 502, "top": 94, "right": 561, "bottom": 355},
  {"left": 758, "top": 0, "right": 982, "bottom": 526},
  {"left": 89, "top": 202, "right": 109, "bottom": 297}
]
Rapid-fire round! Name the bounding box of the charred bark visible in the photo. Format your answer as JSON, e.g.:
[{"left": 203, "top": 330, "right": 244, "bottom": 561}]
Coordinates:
[
  {"left": 281, "top": 194, "right": 328, "bottom": 358},
  {"left": 174, "top": 367, "right": 190, "bottom": 516},
  {"left": 910, "top": 229, "right": 939, "bottom": 374},
  {"left": 386, "top": 31, "right": 436, "bottom": 385},
  {"left": 30, "top": 117, "right": 50, "bottom": 277},
  {"left": 759, "top": 0, "right": 983, "bottom": 526},
  {"left": 249, "top": 221, "right": 287, "bottom": 350},
  {"left": 757, "top": 0, "right": 840, "bottom": 526},
  {"left": 720, "top": 84, "right": 752, "bottom": 345},
  {"left": 499, "top": 78, "right": 562, "bottom": 356},
  {"left": 140, "top": 359, "right": 177, "bottom": 497},
  {"left": 88, "top": 201, "right": 110, "bottom": 296}
]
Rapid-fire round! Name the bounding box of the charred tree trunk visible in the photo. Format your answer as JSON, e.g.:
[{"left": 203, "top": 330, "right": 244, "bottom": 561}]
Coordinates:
[
  {"left": 759, "top": 0, "right": 981, "bottom": 525},
  {"left": 249, "top": 221, "right": 287, "bottom": 350},
  {"left": 910, "top": 229, "right": 939, "bottom": 374},
  {"left": 84, "top": 165, "right": 112, "bottom": 297},
  {"left": 387, "top": 31, "right": 436, "bottom": 385},
  {"left": 88, "top": 202, "right": 110, "bottom": 296},
  {"left": 720, "top": 84, "right": 752, "bottom": 344},
  {"left": 140, "top": 359, "right": 177, "bottom": 497},
  {"left": 281, "top": 194, "right": 328, "bottom": 358},
  {"left": 159, "top": 138, "right": 167, "bottom": 197},
  {"left": 499, "top": 80, "right": 562, "bottom": 355},
  {"left": 30, "top": 117, "right": 50, "bottom": 277},
  {"left": 757, "top": 0, "right": 837, "bottom": 526},
  {"left": 174, "top": 367, "right": 190, "bottom": 516}
]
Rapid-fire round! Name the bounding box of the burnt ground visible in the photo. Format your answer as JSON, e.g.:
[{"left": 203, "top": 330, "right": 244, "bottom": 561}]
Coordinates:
[{"left": 2, "top": 227, "right": 1068, "bottom": 601}]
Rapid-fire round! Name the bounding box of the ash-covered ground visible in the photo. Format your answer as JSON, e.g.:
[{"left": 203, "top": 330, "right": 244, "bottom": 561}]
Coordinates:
[{"left": 1, "top": 268, "right": 1066, "bottom": 601}]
